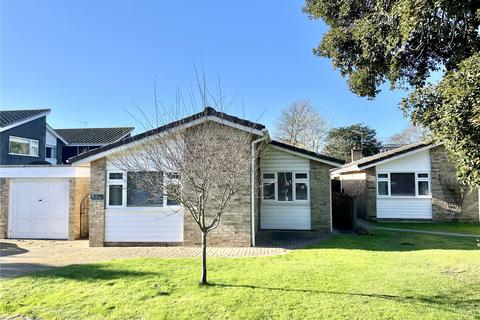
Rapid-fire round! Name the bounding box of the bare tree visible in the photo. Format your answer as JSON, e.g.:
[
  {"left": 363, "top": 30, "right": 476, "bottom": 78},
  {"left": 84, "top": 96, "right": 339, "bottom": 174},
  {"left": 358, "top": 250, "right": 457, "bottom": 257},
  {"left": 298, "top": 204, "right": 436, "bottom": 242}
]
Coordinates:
[
  {"left": 109, "top": 78, "right": 265, "bottom": 285},
  {"left": 438, "top": 174, "right": 470, "bottom": 222},
  {"left": 388, "top": 124, "right": 430, "bottom": 145},
  {"left": 275, "top": 100, "right": 328, "bottom": 153}
]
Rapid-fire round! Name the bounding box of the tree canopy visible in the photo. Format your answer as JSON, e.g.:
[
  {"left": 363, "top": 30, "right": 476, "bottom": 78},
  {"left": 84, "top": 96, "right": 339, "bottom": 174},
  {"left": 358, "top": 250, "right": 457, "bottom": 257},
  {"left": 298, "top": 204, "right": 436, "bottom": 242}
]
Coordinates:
[
  {"left": 323, "top": 124, "right": 382, "bottom": 162},
  {"left": 304, "top": 0, "right": 480, "bottom": 186},
  {"left": 402, "top": 53, "right": 480, "bottom": 187},
  {"left": 388, "top": 123, "right": 430, "bottom": 145}
]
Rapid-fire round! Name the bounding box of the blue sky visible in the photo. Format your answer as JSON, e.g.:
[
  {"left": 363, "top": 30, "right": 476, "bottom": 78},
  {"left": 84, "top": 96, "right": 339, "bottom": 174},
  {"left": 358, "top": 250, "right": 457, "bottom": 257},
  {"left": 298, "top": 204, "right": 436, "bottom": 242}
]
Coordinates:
[{"left": 1, "top": 0, "right": 410, "bottom": 141}]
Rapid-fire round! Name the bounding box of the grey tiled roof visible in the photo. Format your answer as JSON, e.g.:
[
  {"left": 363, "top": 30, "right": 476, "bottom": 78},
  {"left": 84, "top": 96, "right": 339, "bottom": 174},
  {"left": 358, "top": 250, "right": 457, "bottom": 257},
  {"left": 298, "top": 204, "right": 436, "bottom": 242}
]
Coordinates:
[
  {"left": 68, "top": 107, "right": 265, "bottom": 163},
  {"left": 270, "top": 140, "right": 345, "bottom": 165},
  {"left": 337, "top": 140, "right": 434, "bottom": 171},
  {"left": 55, "top": 127, "right": 134, "bottom": 145},
  {"left": 0, "top": 109, "right": 50, "bottom": 128}
]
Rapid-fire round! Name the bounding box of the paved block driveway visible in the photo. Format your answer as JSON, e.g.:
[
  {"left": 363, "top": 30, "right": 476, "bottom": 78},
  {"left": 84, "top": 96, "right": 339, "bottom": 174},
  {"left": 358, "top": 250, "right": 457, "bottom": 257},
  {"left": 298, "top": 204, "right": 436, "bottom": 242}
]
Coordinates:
[{"left": 0, "top": 240, "right": 287, "bottom": 279}]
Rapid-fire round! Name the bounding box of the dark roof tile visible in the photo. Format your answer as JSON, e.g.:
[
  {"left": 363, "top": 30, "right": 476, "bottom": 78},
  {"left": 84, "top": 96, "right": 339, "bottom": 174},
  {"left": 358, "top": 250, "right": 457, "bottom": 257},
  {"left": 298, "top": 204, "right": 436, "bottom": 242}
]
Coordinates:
[
  {"left": 270, "top": 140, "right": 345, "bottom": 165},
  {"left": 68, "top": 107, "right": 265, "bottom": 163},
  {"left": 0, "top": 109, "right": 50, "bottom": 128},
  {"left": 55, "top": 127, "right": 134, "bottom": 145}
]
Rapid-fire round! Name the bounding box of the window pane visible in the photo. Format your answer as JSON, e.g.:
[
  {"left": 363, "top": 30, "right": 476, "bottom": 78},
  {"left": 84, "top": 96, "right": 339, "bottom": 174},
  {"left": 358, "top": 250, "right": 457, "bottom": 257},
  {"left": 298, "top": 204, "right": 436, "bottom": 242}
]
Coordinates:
[
  {"left": 417, "top": 173, "right": 429, "bottom": 178},
  {"left": 378, "top": 181, "right": 389, "bottom": 195},
  {"left": 167, "top": 198, "right": 179, "bottom": 206},
  {"left": 295, "top": 183, "right": 308, "bottom": 200},
  {"left": 390, "top": 173, "right": 415, "bottom": 196},
  {"left": 127, "top": 172, "right": 163, "bottom": 207},
  {"left": 378, "top": 173, "right": 388, "bottom": 179},
  {"left": 46, "top": 147, "right": 52, "bottom": 158},
  {"left": 263, "top": 173, "right": 275, "bottom": 180},
  {"left": 109, "top": 172, "right": 123, "bottom": 180},
  {"left": 165, "top": 182, "right": 180, "bottom": 206},
  {"left": 277, "top": 172, "right": 293, "bottom": 201},
  {"left": 263, "top": 182, "right": 275, "bottom": 200},
  {"left": 109, "top": 185, "right": 123, "bottom": 206},
  {"left": 30, "top": 145, "right": 38, "bottom": 156},
  {"left": 295, "top": 173, "right": 308, "bottom": 179},
  {"left": 9, "top": 140, "right": 29, "bottom": 155},
  {"left": 30, "top": 140, "right": 39, "bottom": 156},
  {"left": 418, "top": 181, "right": 429, "bottom": 195}
]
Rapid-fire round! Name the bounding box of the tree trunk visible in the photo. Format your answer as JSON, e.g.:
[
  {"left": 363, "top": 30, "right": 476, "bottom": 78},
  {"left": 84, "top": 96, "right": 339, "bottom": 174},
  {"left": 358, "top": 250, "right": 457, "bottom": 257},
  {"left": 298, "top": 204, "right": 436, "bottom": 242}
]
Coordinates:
[{"left": 201, "top": 231, "right": 207, "bottom": 284}]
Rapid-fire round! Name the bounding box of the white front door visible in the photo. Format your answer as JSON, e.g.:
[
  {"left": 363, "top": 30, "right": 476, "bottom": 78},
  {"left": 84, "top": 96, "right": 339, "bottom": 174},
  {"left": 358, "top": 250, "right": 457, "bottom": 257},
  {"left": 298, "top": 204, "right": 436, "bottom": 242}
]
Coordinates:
[{"left": 9, "top": 179, "right": 69, "bottom": 239}]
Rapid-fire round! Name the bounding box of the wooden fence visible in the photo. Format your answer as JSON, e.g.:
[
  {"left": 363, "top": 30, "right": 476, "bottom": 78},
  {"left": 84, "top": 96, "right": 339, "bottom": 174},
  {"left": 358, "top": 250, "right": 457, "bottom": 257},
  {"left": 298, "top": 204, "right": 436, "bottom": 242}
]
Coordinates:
[{"left": 332, "top": 192, "right": 356, "bottom": 230}]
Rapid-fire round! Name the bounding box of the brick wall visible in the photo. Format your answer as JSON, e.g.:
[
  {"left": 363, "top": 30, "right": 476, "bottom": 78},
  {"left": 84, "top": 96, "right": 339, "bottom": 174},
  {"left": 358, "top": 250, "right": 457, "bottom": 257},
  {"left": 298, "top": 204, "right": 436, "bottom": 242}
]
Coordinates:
[
  {"left": 310, "top": 160, "right": 333, "bottom": 231},
  {"left": 339, "top": 168, "right": 377, "bottom": 220},
  {"left": 430, "top": 145, "right": 479, "bottom": 222},
  {"left": 89, "top": 158, "right": 106, "bottom": 246},
  {"left": 182, "top": 123, "right": 252, "bottom": 247},
  {"left": 68, "top": 177, "right": 90, "bottom": 240},
  {"left": 0, "top": 178, "right": 9, "bottom": 238}
]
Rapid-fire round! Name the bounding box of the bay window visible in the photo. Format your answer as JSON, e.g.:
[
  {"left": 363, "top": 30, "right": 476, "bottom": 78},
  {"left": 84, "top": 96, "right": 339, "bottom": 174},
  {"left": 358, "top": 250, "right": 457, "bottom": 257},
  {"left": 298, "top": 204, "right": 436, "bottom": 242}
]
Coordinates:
[
  {"left": 377, "top": 172, "right": 430, "bottom": 197},
  {"left": 262, "top": 171, "right": 309, "bottom": 202}
]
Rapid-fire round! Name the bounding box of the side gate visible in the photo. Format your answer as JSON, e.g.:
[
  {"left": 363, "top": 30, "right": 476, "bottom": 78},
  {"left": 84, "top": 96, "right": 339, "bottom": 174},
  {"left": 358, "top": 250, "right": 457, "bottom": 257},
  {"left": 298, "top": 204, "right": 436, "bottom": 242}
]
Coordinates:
[{"left": 332, "top": 192, "right": 356, "bottom": 230}]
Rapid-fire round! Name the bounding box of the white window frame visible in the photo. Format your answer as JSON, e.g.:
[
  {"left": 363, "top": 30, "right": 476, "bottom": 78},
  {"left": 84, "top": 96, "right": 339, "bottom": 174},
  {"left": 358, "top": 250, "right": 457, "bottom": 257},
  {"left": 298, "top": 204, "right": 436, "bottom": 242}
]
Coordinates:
[
  {"left": 106, "top": 170, "right": 182, "bottom": 208},
  {"left": 377, "top": 171, "right": 431, "bottom": 198},
  {"left": 377, "top": 173, "right": 390, "bottom": 196},
  {"left": 45, "top": 144, "right": 56, "bottom": 159},
  {"left": 164, "top": 172, "right": 181, "bottom": 207},
  {"left": 261, "top": 171, "right": 310, "bottom": 203},
  {"left": 262, "top": 172, "right": 277, "bottom": 202},
  {"left": 106, "top": 171, "right": 127, "bottom": 207},
  {"left": 293, "top": 172, "right": 309, "bottom": 201},
  {"left": 8, "top": 136, "right": 39, "bottom": 157},
  {"left": 415, "top": 172, "right": 431, "bottom": 197}
]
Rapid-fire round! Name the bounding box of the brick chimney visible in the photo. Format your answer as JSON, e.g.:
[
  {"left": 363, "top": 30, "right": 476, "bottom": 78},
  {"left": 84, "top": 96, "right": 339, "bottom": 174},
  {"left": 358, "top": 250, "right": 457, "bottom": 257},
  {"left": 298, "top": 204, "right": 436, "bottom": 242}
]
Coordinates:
[{"left": 351, "top": 149, "right": 363, "bottom": 162}]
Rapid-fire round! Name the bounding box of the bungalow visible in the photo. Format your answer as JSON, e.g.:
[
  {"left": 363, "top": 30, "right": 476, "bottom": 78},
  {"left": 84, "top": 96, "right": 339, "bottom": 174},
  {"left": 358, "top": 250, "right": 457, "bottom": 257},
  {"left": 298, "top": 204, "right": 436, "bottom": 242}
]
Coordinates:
[
  {"left": 331, "top": 141, "right": 479, "bottom": 222},
  {"left": 68, "top": 107, "right": 344, "bottom": 247}
]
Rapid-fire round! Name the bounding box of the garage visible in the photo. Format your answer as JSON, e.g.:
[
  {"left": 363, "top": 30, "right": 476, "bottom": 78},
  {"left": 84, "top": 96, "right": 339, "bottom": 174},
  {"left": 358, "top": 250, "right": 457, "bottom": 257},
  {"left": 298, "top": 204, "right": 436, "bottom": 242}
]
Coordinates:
[
  {"left": 9, "top": 179, "right": 69, "bottom": 239},
  {"left": 0, "top": 165, "right": 90, "bottom": 240}
]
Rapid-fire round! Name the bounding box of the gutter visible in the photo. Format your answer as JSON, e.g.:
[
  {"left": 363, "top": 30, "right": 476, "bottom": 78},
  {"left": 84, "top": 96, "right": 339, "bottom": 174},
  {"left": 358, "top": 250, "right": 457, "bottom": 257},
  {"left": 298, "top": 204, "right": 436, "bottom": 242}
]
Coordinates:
[{"left": 250, "top": 129, "right": 270, "bottom": 247}]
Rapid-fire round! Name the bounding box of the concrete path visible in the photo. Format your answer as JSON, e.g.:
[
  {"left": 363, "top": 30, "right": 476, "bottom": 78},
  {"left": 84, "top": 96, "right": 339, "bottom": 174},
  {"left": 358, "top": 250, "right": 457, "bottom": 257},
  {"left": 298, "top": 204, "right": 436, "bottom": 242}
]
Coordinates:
[
  {"left": 0, "top": 240, "right": 288, "bottom": 279},
  {"left": 375, "top": 226, "right": 480, "bottom": 238}
]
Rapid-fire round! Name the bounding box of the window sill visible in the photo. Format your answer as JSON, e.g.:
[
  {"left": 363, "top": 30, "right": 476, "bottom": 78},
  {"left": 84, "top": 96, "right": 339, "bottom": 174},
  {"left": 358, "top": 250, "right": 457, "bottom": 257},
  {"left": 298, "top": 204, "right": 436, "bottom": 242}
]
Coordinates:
[
  {"left": 262, "top": 200, "right": 310, "bottom": 204},
  {"left": 106, "top": 206, "right": 182, "bottom": 211},
  {"left": 377, "top": 196, "right": 432, "bottom": 199},
  {"left": 8, "top": 153, "right": 39, "bottom": 157}
]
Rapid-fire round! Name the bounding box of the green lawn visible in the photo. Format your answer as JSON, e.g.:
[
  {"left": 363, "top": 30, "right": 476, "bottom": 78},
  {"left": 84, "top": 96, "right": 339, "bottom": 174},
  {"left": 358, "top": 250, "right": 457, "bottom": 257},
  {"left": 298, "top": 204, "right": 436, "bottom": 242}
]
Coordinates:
[
  {"left": 373, "top": 222, "right": 480, "bottom": 235},
  {"left": 2, "top": 231, "right": 479, "bottom": 320}
]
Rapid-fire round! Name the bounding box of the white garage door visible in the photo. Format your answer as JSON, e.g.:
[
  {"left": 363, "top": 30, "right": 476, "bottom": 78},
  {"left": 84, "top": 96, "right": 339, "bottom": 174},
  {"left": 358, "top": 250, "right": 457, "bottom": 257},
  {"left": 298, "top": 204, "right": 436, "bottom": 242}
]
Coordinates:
[{"left": 9, "top": 179, "right": 69, "bottom": 239}]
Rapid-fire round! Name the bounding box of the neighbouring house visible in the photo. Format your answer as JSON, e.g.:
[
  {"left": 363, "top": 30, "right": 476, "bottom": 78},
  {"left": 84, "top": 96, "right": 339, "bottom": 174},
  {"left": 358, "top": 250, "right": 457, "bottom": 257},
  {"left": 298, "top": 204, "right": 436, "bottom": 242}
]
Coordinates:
[
  {"left": 56, "top": 127, "right": 135, "bottom": 163},
  {"left": 379, "top": 143, "right": 404, "bottom": 153},
  {"left": 0, "top": 108, "right": 134, "bottom": 165},
  {"left": 68, "top": 107, "right": 344, "bottom": 247},
  {"left": 331, "top": 141, "right": 480, "bottom": 222},
  {"left": 0, "top": 108, "right": 134, "bottom": 240}
]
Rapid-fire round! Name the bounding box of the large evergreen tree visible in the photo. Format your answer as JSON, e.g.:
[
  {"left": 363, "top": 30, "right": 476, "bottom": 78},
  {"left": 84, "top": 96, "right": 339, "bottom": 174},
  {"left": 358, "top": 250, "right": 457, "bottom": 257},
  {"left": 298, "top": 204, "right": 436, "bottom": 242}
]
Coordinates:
[
  {"left": 323, "top": 124, "right": 382, "bottom": 162},
  {"left": 304, "top": 0, "right": 480, "bottom": 187}
]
